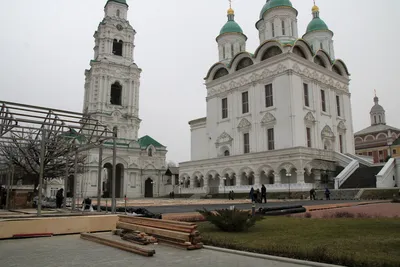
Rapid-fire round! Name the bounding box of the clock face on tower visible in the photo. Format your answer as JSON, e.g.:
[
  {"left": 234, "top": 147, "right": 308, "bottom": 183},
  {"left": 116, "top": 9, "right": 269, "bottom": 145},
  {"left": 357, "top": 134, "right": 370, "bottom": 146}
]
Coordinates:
[{"left": 116, "top": 24, "right": 123, "bottom": 31}]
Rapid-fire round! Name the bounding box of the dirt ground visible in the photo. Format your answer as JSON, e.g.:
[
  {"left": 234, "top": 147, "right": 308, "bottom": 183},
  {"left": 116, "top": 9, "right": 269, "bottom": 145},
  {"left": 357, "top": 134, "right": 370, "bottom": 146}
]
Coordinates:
[{"left": 294, "top": 203, "right": 400, "bottom": 218}]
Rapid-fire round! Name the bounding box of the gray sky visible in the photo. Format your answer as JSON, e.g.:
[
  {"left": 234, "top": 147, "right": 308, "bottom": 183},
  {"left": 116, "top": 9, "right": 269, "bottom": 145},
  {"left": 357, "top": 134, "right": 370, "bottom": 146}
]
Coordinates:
[{"left": 0, "top": 0, "right": 399, "bottom": 164}]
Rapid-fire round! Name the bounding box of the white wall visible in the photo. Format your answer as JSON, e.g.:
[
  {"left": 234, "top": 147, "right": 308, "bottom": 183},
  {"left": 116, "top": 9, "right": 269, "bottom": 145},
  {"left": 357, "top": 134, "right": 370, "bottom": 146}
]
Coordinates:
[
  {"left": 200, "top": 57, "right": 353, "bottom": 160},
  {"left": 191, "top": 122, "right": 208, "bottom": 161}
]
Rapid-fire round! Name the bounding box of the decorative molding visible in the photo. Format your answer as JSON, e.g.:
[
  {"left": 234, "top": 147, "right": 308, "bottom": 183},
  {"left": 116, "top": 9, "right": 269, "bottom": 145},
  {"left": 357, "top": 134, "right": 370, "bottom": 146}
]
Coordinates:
[
  {"left": 215, "top": 132, "right": 233, "bottom": 148},
  {"left": 207, "top": 63, "right": 288, "bottom": 98},
  {"left": 292, "top": 63, "right": 348, "bottom": 92},
  {"left": 237, "top": 118, "right": 252, "bottom": 130},
  {"left": 337, "top": 121, "right": 346, "bottom": 131},
  {"left": 304, "top": 112, "right": 316, "bottom": 123},
  {"left": 261, "top": 112, "right": 277, "bottom": 126},
  {"left": 321, "top": 125, "right": 335, "bottom": 140}
]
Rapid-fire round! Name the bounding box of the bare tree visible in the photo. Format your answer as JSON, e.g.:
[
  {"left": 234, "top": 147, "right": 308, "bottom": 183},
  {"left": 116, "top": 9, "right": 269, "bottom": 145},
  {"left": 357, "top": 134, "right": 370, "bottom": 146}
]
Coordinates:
[
  {"left": 167, "top": 160, "right": 178, "bottom": 168},
  {"left": 0, "top": 129, "right": 86, "bottom": 193}
]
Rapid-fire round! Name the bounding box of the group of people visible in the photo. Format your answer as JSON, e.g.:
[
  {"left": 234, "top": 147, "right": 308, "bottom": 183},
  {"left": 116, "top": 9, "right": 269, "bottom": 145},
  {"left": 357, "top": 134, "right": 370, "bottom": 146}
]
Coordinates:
[
  {"left": 309, "top": 188, "right": 331, "bottom": 200},
  {"left": 249, "top": 185, "right": 267, "bottom": 203}
]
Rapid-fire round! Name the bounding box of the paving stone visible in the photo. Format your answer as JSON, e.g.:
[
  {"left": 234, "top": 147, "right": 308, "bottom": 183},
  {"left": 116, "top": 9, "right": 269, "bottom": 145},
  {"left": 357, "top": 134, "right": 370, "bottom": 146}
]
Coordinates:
[{"left": 0, "top": 235, "right": 306, "bottom": 267}]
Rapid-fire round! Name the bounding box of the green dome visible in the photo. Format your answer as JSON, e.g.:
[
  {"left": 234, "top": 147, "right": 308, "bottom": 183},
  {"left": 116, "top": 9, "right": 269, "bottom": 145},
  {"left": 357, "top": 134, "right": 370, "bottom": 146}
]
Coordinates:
[
  {"left": 306, "top": 17, "right": 329, "bottom": 33},
  {"left": 260, "top": 0, "right": 293, "bottom": 19},
  {"left": 220, "top": 20, "right": 243, "bottom": 35}
]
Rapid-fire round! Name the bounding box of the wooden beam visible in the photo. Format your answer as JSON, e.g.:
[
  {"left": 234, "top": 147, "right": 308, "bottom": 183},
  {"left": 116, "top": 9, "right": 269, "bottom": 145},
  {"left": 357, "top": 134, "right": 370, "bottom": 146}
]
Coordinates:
[
  {"left": 118, "top": 217, "right": 196, "bottom": 233},
  {"left": 0, "top": 215, "right": 118, "bottom": 239},
  {"left": 116, "top": 222, "right": 190, "bottom": 242},
  {"left": 80, "top": 233, "right": 155, "bottom": 257}
]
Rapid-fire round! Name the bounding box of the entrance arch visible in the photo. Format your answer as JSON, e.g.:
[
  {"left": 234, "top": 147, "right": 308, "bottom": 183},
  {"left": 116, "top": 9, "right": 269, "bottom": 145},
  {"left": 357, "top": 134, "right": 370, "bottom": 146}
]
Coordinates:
[{"left": 145, "top": 178, "right": 153, "bottom": 198}]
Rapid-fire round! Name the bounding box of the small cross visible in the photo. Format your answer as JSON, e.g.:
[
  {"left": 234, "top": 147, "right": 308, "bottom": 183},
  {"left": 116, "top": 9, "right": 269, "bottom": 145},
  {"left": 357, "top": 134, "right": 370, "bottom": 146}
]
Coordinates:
[
  {"left": 229, "top": 0, "right": 232, "bottom": 9},
  {"left": 313, "top": 0, "right": 316, "bottom": 5},
  {"left": 374, "top": 89, "right": 377, "bottom": 97}
]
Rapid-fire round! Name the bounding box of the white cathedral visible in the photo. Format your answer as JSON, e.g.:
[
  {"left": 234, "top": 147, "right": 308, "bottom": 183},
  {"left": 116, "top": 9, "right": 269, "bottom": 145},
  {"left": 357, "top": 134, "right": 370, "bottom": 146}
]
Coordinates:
[
  {"left": 179, "top": 0, "right": 357, "bottom": 194},
  {"left": 76, "top": 0, "right": 169, "bottom": 199}
]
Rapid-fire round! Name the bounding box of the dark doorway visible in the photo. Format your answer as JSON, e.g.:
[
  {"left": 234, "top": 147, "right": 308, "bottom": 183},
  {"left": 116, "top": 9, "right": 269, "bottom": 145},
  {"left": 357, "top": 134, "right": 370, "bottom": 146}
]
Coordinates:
[
  {"left": 145, "top": 178, "right": 153, "bottom": 198},
  {"left": 116, "top": 164, "right": 124, "bottom": 198},
  {"left": 67, "top": 175, "right": 75, "bottom": 197},
  {"left": 103, "top": 163, "right": 113, "bottom": 198}
]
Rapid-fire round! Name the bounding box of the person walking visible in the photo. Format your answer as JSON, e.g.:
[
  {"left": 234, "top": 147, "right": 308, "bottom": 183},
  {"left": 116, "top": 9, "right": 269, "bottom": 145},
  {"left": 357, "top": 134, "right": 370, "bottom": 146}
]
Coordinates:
[
  {"left": 325, "top": 188, "right": 331, "bottom": 200},
  {"left": 261, "top": 184, "right": 267, "bottom": 203},
  {"left": 249, "top": 187, "right": 255, "bottom": 202},
  {"left": 56, "top": 188, "right": 64, "bottom": 209},
  {"left": 310, "top": 188, "right": 316, "bottom": 200}
]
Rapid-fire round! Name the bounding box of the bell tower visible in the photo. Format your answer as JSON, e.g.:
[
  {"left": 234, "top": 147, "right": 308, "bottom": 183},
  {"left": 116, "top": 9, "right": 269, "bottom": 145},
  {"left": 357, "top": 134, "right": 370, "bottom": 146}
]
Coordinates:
[{"left": 83, "top": 0, "right": 141, "bottom": 140}]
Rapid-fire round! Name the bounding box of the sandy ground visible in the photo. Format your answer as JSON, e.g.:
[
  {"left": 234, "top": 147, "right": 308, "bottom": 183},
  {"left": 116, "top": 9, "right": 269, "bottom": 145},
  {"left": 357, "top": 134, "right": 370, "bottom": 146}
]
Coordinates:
[{"left": 294, "top": 203, "right": 400, "bottom": 218}]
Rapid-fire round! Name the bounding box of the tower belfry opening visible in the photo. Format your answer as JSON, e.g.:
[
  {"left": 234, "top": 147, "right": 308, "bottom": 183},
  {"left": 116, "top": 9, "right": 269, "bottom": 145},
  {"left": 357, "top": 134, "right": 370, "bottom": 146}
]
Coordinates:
[
  {"left": 113, "top": 39, "right": 123, "bottom": 56},
  {"left": 110, "top": 82, "right": 122, "bottom": 105}
]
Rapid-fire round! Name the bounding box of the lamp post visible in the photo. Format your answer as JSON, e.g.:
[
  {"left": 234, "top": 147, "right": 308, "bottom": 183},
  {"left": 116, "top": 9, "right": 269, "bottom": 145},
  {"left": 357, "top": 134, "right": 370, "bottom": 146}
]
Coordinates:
[{"left": 286, "top": 172, "right": 292, "bottom": 199}]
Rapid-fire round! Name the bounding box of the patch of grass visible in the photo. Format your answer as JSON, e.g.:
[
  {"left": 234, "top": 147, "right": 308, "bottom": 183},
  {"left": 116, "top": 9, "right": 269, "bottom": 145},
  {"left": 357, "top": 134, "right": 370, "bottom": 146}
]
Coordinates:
[
  {"left": 361, "top": 189, "right": 399, "bottom": 200},
  {"left": 198, "top": 217, "right": 400, "bottom": 267}
]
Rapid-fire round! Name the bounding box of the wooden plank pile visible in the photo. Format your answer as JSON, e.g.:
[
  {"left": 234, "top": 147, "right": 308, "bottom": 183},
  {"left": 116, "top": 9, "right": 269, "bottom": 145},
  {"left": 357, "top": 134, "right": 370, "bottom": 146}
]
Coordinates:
[
  {"left": 80, "top": 232, "right": 155, "bottom": 257},
  {"left": 116, "top": 215, "right": 203, "bottom": 250}
]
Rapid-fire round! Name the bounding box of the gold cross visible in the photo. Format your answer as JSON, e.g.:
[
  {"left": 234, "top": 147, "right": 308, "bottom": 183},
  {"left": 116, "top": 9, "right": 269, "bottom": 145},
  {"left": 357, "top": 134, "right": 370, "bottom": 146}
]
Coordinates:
[{"left": 229, "top": 0, "right": 232, "bottom": 9}]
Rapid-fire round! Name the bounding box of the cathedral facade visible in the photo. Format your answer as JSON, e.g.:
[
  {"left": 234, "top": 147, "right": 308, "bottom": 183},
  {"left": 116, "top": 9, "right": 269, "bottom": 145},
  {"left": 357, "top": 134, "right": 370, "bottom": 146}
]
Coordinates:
[
  {"left": 179, "top": 0, "right": 355, "bottom": 194},
  {"left": 77, "top": 0, "right": 169, "bottom": 199}
]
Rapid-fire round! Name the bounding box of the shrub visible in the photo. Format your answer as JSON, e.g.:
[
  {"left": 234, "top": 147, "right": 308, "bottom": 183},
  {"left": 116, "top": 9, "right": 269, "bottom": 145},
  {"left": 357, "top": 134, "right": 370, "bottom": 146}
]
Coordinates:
[
  {"left": 333, "top": 211, "right": 355, "bottom": 218},
  {"left": 197, "top": 208, "right": 262, "bottom": 232}
]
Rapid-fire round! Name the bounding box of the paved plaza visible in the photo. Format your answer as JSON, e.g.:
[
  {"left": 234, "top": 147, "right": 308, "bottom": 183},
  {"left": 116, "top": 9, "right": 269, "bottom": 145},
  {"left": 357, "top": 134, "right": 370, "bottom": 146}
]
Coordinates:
[{"left": 0, "top": 235, "right": 318, "bottom": 267}]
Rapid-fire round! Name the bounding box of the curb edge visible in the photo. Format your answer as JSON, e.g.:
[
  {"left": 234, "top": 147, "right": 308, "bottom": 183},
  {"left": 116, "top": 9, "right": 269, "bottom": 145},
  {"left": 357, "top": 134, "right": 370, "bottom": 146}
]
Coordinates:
[{"left": 203, "top": 245, "right": 344, "bottom": 267}]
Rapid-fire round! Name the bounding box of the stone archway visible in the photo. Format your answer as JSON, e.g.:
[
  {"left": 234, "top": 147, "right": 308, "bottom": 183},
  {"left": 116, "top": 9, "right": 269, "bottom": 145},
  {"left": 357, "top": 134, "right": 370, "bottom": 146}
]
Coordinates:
[{"left": 145, "top": 178, "right": 153, "bottom": 198}]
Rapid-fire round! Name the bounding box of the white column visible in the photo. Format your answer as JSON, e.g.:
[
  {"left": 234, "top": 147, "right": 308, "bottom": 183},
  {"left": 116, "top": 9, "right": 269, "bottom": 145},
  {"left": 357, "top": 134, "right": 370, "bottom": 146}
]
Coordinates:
[
  {"left": 190, "top": 176, "right": 195, "bottom": 189},
  {"left": 236, "top": 174, "right": 242, "bottom": 186},
  {"left": 273, "top": 172, "right": 280, "bottom": 184},
  {"left": 254, "top": 174, "right": 260, "bottom": 187},
  {"left": 297, "top": 170, "right": 305, "bottom": 183}
]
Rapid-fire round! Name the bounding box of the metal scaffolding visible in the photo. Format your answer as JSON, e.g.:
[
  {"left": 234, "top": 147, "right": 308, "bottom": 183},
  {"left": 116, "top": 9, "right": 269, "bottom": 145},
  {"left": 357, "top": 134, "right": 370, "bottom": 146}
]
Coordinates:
[{"left": 0, "top": 100, "right": 118, "bottom": 215}]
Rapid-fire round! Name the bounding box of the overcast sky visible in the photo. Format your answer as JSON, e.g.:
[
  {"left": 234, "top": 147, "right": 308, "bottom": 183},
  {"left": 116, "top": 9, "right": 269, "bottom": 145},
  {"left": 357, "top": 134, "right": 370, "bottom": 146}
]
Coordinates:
[{"left": 0, "top": 0, "right": 399, "bottom": 164}]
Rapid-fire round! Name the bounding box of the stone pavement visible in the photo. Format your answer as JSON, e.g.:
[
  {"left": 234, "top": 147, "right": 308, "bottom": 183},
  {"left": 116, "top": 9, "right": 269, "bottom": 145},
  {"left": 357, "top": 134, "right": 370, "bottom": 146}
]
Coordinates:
[{"left": 0, "top": 235, "right": 309, "bottom": 267}]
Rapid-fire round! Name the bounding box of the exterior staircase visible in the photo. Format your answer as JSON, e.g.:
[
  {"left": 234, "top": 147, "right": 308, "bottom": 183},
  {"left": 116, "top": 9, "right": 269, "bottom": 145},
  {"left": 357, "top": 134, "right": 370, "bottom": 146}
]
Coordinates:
[{"left": 339, "top": 164, "right": 383, "bottom": 189}]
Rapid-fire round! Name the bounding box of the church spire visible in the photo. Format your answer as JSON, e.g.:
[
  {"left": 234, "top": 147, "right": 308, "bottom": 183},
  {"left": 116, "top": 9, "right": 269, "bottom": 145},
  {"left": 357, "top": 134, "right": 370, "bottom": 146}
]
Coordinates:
[{"left": 370, "top": 91, "right": 386, "bottom": 126}]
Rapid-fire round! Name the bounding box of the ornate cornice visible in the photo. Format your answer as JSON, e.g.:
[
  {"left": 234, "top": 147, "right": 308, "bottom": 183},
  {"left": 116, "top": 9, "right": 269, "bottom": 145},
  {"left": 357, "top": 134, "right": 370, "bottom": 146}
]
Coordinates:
[{"left": 206, "top": 60, "right": 349, "bottom": 99}]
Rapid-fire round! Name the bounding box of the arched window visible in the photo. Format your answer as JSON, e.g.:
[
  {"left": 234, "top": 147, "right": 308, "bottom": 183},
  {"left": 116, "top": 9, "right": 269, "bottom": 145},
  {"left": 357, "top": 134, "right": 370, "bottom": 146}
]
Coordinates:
[
  {"left": 113, "top": 39, "right": 123, "bottom": 56},
  {"left": 332, "top": 65, "right": 342, "bottom": 76},
  {"left": 379, "top": 115, "right": 382, "bottom": 123},
  {"left": 314, "top": 56, "right": 326, "bottom": 68},
  {"left": 224, "top": 150, "right": 230, "bottom": 156},
  {"left": 148, "top": 148, "right": 153, "bottom": 157},
  {"left": 213, "top": 68, "right": 229, "bottom": 80},
  {"left": 374, "top": 116, "right": 377, "bottom": 124},
  {"left": 236, "top": 57, "right": 254, "bottom": 71},
  {"left": 293, "top": 46, "right": 307, "bottom": 59},
  {"left": 281, "top": 20, "right": 286, "bottom": 35},
  {"left": 116, "top": 9, "right": 120, "bottom": 17},
  {"left": 231, "top": 44, "right": 234, "bottom": 58},
  {"left": 261, "top": 46, "right": 282, "bottom": 61},
  {"left": 110, "top": 82, "right": 122, "bottom": 105},
  {"left": 113, "top": 126, "right": 118, "bottom": 138}
]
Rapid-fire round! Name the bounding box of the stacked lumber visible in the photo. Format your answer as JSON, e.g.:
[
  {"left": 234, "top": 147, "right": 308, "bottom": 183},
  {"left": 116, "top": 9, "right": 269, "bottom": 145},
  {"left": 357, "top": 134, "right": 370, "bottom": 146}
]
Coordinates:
[
  {"left": 80, "top": 233, "right": 155, "bottom": 257},
  {"left": 116, "top": 215, "right": 203, "bottom": 250},
  {"left": 112, "top": 229, "right": 157, "bottom": 245}
]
